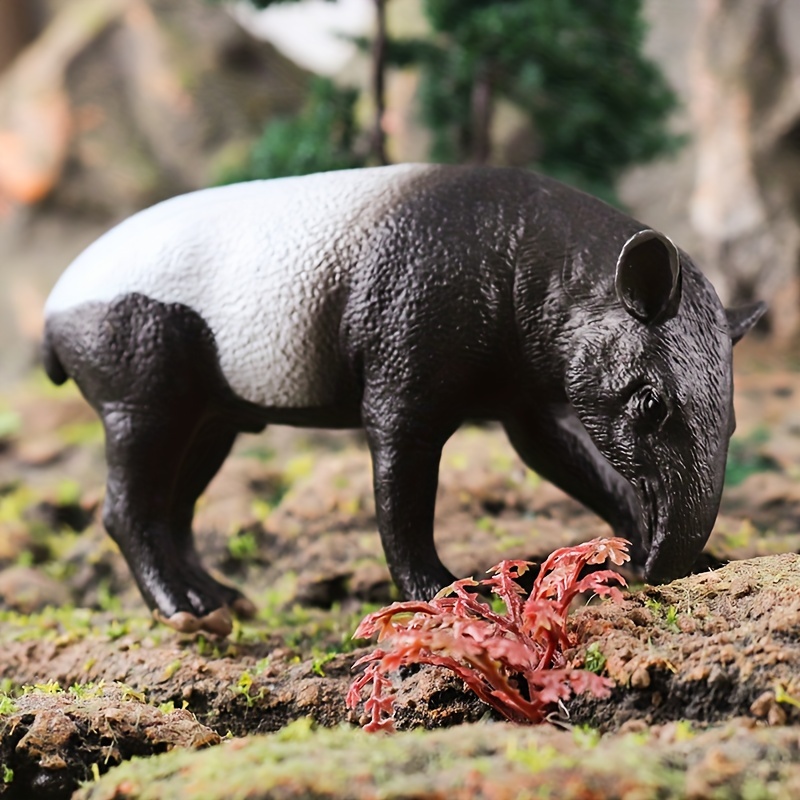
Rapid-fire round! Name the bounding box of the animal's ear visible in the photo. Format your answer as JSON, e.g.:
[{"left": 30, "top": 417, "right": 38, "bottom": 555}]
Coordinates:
[
  {"left": 615, "top": 230, "right": 681, "bottom": 324},
  {"left": 726, "top": 302, "right": 767, "bottom": 345}
]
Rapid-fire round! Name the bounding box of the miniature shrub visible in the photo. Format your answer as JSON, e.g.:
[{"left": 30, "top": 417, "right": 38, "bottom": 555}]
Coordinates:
[{"left": 348, "top": 537, "right": 629, "bottom": 731}]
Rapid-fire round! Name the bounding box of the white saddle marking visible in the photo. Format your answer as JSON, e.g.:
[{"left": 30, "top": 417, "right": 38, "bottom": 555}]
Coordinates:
[{"left": 46, "top": 164, "right": 437, "bottom": 407}]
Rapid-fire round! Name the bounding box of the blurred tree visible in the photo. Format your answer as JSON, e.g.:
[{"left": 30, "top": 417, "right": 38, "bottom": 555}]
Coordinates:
[
  {"left": 220, "top": 77, "right": 364, "bottom": 181},
  {"left": 689, "top": 0, "right": 800, "bottom": 339},
  {"left": 413, "top": 0, "right": 679, "bottom": 200},
  {"left": 229, "top": 0, "right": 389, "bottom": 168},
  {"left": 225, "top": 0, "right": 677, "bottom": 200}
]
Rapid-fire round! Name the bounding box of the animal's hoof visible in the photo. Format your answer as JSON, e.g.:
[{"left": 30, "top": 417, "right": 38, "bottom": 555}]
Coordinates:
[
  {"left": 231, "top": 596, "right": 257, "bottom": 619},
  {"left": 154, "top": 609, "right": 201, "bottom": 633},
  {"left": 200, "top": 606, "right": 233, "bottom": 637},
  {"left": 153, "top": 606, "right": 233, "bottom": 637}
]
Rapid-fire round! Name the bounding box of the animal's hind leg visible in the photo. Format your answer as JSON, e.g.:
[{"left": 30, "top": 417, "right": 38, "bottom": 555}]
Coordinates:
[
  {"left": 169, "top": 418, "right": 258, "bottom": 621},
  {"left": 102, "top": 405, "right": 238, "bottom": 637},
  {"left": 52, "top": 294, "right": 256, "bottom": 635}
]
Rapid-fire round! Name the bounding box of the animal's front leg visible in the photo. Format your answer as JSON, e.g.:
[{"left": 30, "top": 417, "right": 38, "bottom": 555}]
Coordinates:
[
  {"left": 504, "top": 404, "right": 647, "bottom": 568},
  {"left": 363, "top": 409, "right": 457, "bottom": 601}
]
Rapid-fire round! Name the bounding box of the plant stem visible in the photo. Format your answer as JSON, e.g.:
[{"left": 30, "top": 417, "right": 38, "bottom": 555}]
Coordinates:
[{"left": 370, "top": 0, "right": 388, "bottom": 165}]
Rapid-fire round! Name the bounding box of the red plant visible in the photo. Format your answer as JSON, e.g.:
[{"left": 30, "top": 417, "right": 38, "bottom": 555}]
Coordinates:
[{"left": 347, "top": 537, "right": 630, "bottom": 731}]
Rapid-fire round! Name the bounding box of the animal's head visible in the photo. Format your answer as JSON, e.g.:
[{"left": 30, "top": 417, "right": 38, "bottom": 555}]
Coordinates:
[{"left": 566, "top": 229, "right": 765, "bottom": 582}]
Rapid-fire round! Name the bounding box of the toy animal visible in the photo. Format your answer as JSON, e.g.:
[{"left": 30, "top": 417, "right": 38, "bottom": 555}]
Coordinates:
[{"left": 43, "top": 164, "right": 765, "bottom": 636}]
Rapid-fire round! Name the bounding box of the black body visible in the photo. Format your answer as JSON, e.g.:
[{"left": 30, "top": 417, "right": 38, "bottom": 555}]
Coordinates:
[{"left": 42, "top": 166, "right": 765, "bottom": 636}]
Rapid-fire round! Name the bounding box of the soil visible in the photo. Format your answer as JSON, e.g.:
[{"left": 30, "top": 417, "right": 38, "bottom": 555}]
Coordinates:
[{"left": 1, "top": 343, "right": 800, "bottom": 799}]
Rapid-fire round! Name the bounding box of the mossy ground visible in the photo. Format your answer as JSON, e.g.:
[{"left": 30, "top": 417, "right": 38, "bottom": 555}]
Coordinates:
[
  {"left": 1, "top": 345, "right": 800, "bottom": 798},
  {"left": 75, "top": 717, "right": 800, "bottom": 800}
]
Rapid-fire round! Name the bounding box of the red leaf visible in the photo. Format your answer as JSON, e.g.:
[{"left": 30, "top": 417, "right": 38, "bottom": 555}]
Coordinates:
[{"left": 348, "top": 537, "right": 630, "bottom": 730}]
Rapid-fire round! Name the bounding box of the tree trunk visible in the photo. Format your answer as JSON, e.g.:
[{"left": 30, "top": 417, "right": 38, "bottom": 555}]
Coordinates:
[
  {"left": 690, "top": 0, "right": 800, "bottom": 339},
  {"left": 470, "top": 64, "right": 492, "bottom": 164},
  {"left": 0, "top": 0, "right": 44, "bottom": 73},
  {"left": 370, "top": 0, "right": 388, "bottom": 166}
]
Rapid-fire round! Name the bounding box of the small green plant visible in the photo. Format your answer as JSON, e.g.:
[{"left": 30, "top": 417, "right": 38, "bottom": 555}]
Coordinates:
[
  {"left": 118, "top": 683, "right": 146, "bottom": 703},
  {"left": 584, "top": 642, "right": 606, "bottom": 675},
  {"left": 230, "top": 671, "right": 267, "bottom": 707},
  {"left": 348, "top": 537, "right": 629, "bottom": 731},
  {"left": 664, "top": 605, "right": 679, "bottom": 631},
  {"left": 2, "top": 765, "right": 13, "bottom": 784},
  {"left": 0, "top": 694, "right": 17, "bottom": 715},
  {"left": 55, "top": 479, "right": 82, "bottom": 506},
  {"left": 311, "top": 651, "right": 337, "bottom": 677},
  {"left": 68, "top": 681, "right": 105, "bottom": 700},
  {"left": 22, "top": 681, "right": 62, "bottom": 695},
  {"left": 227, "top": 530, "right": 259, "bottom": 562},
  {"left": 572, "top": 724, "right": 601, "bottom": 748},
  {"left": 775, "top": 684, "right": 800, "bottom": 710},
  {"left": 96, "top": 580, "right": 122, "bottom": 613},
  {"left": 163, "top": 659, "right": 182, "bottom": 680},
  {"left": 672, "top": 720, "right": 696, "bottom": 741},
  {"left": 645, "top": 597, "right": 680, "bottom": 630},
  {"left": 105, "top": 619, "right": 130, "bottom": 641},
  {"left": 506, "top": 741, "right": 562, "bottom": 772},
  {"left": 158, "top": 700, "right": 188, "bottom": 714},
  {"left": 644, "top": 597, "right": 662, "bottom": 614}
]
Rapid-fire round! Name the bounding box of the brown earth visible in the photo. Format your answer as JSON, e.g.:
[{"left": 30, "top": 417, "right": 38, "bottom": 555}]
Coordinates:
[{"left": 0, "top": 343, "right": 799, "bottom": 798}]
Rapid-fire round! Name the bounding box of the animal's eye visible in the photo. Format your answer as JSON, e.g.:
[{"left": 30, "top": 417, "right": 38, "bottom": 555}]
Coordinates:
[{"left": 635, "top": 386, "right": 669, "bottom": 425}]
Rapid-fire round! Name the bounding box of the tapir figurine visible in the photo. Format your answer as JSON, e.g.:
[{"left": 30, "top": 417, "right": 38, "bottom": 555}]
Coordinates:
[{"left": 43, "top": 164, "right": 765, "bottom": 637}]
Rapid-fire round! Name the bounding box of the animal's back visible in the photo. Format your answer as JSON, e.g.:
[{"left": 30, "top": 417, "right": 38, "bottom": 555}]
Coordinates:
[{"left": 44, "top": 164, "right": 440, "bottom": 407}]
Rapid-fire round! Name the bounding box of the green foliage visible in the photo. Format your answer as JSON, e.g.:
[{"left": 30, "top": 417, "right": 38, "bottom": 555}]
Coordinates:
[
  {"left": 774, "top": 684, "right": 800, "bottom": 710},
  {"left": 221, "top": 78, "right": 366, "bottom": 183},
  {"left": 0, "top": 693, "right": 17, "bottom": 715},
  {"left": 226, "top": 0, "right": 675, "bottom": 201},
  {"left": 68, "top": 681, "right": 106, "bottom": 700},
  {"left": 310, "top": 651, "right": 337, "bottom": 677},
  {"left": 230, "top": 671, "right": 267, "bottom": 707},
  {"left": 584, "top": 642, "right": 606, "bottom": 675},
  {"left": 411, "top": 0, "right": 679, "bottom": 199},
  {"left": 725, "top": 428, "right": 781, "bottom": 487},
  {"left": 21, "top": 680, "right": 62, "bottom": 695},
  {"left": 227, "top": 530, "right": 259, "bottom": 563},
  {"left": 664, "top": 605, "right": 679, "bottom": 630}
]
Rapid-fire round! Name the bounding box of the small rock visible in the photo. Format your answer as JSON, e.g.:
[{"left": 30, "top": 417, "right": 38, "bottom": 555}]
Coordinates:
[
  {"left": 0, "top": 565, "right": 71, "bottom": 613},
  {"left": 627, "top": 608, "right": 653, "bottom": 627},
  {"left": 750, "top": 690, "right": 776, "bottom": 719},
  {"left": 618, "top": 718, "right": 648, "bottom": 734},
  {"left": 768, "top": 703, "right": 787, "bottom": 726},
  {"left": 16, "top": 434, "right": 69, "bottom": 467},
  {"left": 630, "top": 666, "right": 651, "bottom": 689},
  {"left": 707, "top": 665, "right": 730, "bottom": 688},
  {"left": 0, "top": 520, "right": 32, "bottom": 563}
]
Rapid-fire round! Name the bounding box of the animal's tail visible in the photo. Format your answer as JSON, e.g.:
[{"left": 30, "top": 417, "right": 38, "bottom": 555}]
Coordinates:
[{"left": 41, "top": 323, "right": 68, "bottom": 386}]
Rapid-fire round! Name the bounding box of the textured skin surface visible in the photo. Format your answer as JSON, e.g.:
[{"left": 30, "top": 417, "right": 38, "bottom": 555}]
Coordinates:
[
  {"left": 43, "top": 165, "right": 765, "bottom": 635},
  {"left": 46, "top": 164, "right": 436, "bottom": 408}
]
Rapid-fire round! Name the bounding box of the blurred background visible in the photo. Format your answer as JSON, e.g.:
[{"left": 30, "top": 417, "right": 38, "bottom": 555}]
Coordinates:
[
  {"left": 0, "top": 0, "right": 799, "bottom": 626},
  {"left": 1, "top": 0, "right": 800, "bottom": 379}
]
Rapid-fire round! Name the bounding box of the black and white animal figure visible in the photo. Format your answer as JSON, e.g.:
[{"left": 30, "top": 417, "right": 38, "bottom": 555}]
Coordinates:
[{"left": 43, "top": 164, "right": 765, "bottom": 637}]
